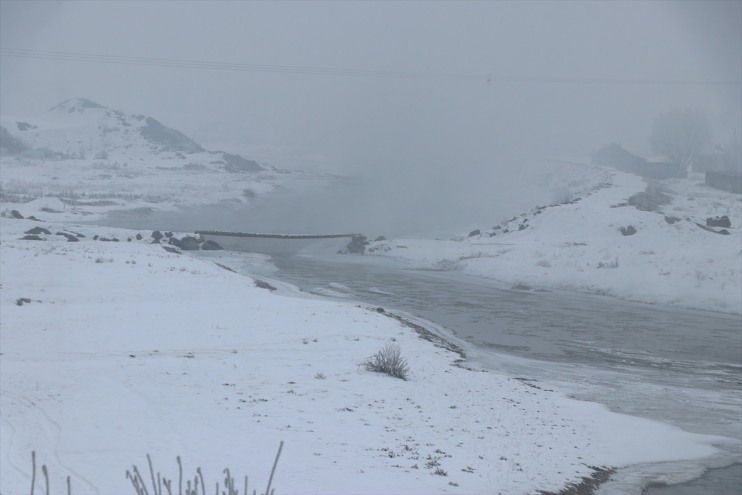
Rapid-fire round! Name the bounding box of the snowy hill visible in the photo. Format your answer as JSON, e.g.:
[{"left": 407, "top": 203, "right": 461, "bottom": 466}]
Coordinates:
[
  {"left": 1, "top": 98, "right": 261, "bottom": 172},
  {"left": 0, "top": 99, "right": 278, "bottom": 217},
  {"left": 367, "top": 168, "right": 742, "bottom": 314}
]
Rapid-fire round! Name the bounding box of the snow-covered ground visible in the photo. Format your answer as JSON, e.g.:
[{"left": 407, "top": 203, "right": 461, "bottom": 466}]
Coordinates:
[
  {"left": 0, "top": 214, "right": 733, "bottom": 494},
  {"left": 367, "top": 169, "right": 742, "bottom": 314},
  {"left": 2, "top": 101, "right": 740, "bottom": 493}
]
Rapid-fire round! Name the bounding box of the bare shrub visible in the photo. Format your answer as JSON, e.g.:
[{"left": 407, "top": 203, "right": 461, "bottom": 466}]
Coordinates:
[
  {"left": 26, "top": 442, "right": 284, "bottom": 495},
  {"left": 127, "top": 442, "right": 283, "bottom": 495},
  {"left": 362, "top": 343, "right": 410, "bottom": 380},
  {"left": 597, "top": 257, "right": 619, "bottom": 269}
]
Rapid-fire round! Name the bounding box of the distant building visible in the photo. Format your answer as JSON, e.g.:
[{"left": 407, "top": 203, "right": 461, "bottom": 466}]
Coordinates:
[
  {"left": 592, "top": 144, "right": 685, "bottom": 179},
  {"left": 591, "top": 144, "right": 646, "bottom": 173},
  {"left": 706, "top": 170, "right": 742, "bottom": 194},
  {"left": 692, "top": 153, "right": 726, "bottom": 173}
]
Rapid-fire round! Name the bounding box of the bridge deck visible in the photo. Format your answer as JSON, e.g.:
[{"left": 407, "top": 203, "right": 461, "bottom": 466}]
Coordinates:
[{"left": 195, "top": 230, "right": 359, "bottom": 240}]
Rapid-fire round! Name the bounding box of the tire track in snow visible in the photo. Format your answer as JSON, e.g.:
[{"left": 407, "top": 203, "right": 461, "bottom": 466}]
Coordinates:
[{"left": 0, "top": 389, "right": 98, "bottom": 493}]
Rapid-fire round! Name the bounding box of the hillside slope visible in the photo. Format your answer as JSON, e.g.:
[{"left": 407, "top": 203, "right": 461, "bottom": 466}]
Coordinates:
[
  {"left": 0, "top": 99, "right": 277, "bottom": 217},
  {"left": 1, "top": 98, "right": 262, "bottom": 171},
  {"left": 367, "top": 169, "right": 742, "bottom": 314}
]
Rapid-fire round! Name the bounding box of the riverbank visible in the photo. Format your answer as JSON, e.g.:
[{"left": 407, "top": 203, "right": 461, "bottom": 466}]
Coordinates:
[
  {"left": 366, "top": 169, "right": 742, "bottom": 315},
  {"left": 0, "top": 211, "right": 731, "bottom": 494}
]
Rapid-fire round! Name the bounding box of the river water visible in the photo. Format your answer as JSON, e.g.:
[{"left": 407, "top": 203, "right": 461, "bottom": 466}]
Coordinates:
[{"left": 102, "top": 208, "right": 742, "bottom": 494}]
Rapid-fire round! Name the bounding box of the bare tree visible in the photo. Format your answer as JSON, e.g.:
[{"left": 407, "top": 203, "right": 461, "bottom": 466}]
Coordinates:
[{"left": 650, "top": 109, "right": 711, "bottom": 174}]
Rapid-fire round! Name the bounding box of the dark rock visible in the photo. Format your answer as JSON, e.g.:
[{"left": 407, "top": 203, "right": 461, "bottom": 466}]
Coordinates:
[
  {"left": 178, "top": 236, "right": 200, "bottom": 250},
  {"left": 345, "top": 234, "right": 369, "bottom": 254},
  {"left": 112, "top": 238, "right": 119, "bottom": 242},
  {"left": 56, "top": 231, "right": 84, "bottom": 239},
  {"left": 374, "top": 235, "right": 387, "bottom": 242},
  {"left": 99, "top": 237, "right": 112, "bottom": 242},
  {"left": 215, "top": 263, "right": 236, "bottom": 273},
  {"left": 222, "top": 152, "right": 263, "bottom": 173},
  {"left": 25, "top": 226, "right": 51, "bottom": 235},
  {"left": 706, "top": 215, "right": 731, "bottom": 228},
  {"left": 151, "top": 230, "right": 164, "bottom": 241},
  {"left": 254, "top": 279, "right": 277, "bottom": 291},
  {"left": 139, "top": 116, "right": 203, "bottom": 153},
  {"left": 9, "top": 210, "right": 23, "bottom": 219},
  {"left": 127, "top": 238, "right": 132, "bottom": 242},
  {"left": 165, "top": 232, "right": 173, "bottom": 238},
  {"left": 16, "top": 122, "right": 36, "bottom": 131},
  {"left": 93, "top": 235, "right": 99, "bottom": 240},
  {"left": 201, "top": 240, "right": 223, "bottom": 250},
  {"left": 468, "top": 229, "right": 481, "bottom": 238},
  {"left": 619, "top": 226, "right": 637, "bottom": 236},
  {"left": 1, "top": 125, "right": 29, "bottom": 154},
  {"left": 628, "top": 190, "right": 671, "bottom": 212},
  {"left": 518, "top": 224, "right": 526, "bottom": 231},
  {"left": 168, "top": 237, "right": 182, "bottom": 248},
  {"left": 136, "top": 233, "right": 143, "bottom": 240},
  {"left": 20, "top": 235, "right": 43, "bottom": 240},
  {"left": 162, "top": 246, "right": 181, "bottom": 254},
  {"left": 696, "top": 222, "right": 731, "bottom": 235},
  {"left": 26, "top": 216, "right": 41, "bottom": 221},
  {"left": 694, "top": 222, "right": 730, "bottom": 235},
  {"left": 16, "top": 298, "right": 32, "bottom": 306},
  {"left": 376, "top": 307, "right": 385, "bottom": 313},
  {"left": 664, "top": 216, "right": 681, "bottom": 225},
  {"left": 56, "top": 233, "right": 79, "bottom": 242}
]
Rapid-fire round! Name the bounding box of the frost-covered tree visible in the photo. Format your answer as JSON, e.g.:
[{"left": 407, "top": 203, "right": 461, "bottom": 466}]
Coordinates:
[{"left": 650, "top": 109, "right": 711, "bottom": 174}]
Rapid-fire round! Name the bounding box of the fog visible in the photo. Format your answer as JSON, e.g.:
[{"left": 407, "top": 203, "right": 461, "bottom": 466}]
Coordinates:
[{"left": 1, "top": 1, "right": 740, "bottom": 236}]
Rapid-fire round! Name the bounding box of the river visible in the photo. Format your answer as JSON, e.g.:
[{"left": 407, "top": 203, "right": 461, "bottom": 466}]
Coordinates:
[{"left": 101, "top": 206, "right": 741, "bottom": 494}]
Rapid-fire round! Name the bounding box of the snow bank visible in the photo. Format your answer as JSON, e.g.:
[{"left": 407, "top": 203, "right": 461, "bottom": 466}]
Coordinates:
[
  {"left": 368, "top": 169, "right": 742, "bottom": 314},
  {"left": 0, "top": 217, "right": 730, "bottom": 494}
]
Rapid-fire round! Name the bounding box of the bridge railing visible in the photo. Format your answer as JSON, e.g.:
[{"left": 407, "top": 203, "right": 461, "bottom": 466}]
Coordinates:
[{"left": 195, "top": 230, "right": 360, "bottom": 240}]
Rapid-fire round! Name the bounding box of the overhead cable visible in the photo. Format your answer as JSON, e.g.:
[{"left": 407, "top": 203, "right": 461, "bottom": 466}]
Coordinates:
[{"left": 1, "top": 48, "right": 739, "bottom": 86}]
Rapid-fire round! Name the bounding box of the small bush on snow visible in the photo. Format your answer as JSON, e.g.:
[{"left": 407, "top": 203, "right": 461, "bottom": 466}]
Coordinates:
[{"left": 362, "top": 342, "right": 410, "bottom": 380}]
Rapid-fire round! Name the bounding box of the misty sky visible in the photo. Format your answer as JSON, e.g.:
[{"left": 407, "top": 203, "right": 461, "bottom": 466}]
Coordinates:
[{"left": 1, "top": 1, "right": 740, "bottom": 229}]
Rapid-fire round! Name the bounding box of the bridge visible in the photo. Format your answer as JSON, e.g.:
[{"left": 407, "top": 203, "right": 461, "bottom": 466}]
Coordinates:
[{"left": 195, "top": 230, "right": 362, "bottom": 240}]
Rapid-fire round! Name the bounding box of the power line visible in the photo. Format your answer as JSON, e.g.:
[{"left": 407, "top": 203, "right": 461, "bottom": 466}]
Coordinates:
[
  {"left": 1, "top": 48, "right": 740, "bottom": 86},
  {"left": 0, "top": 48, "right": 484, "bottom": 82}
]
